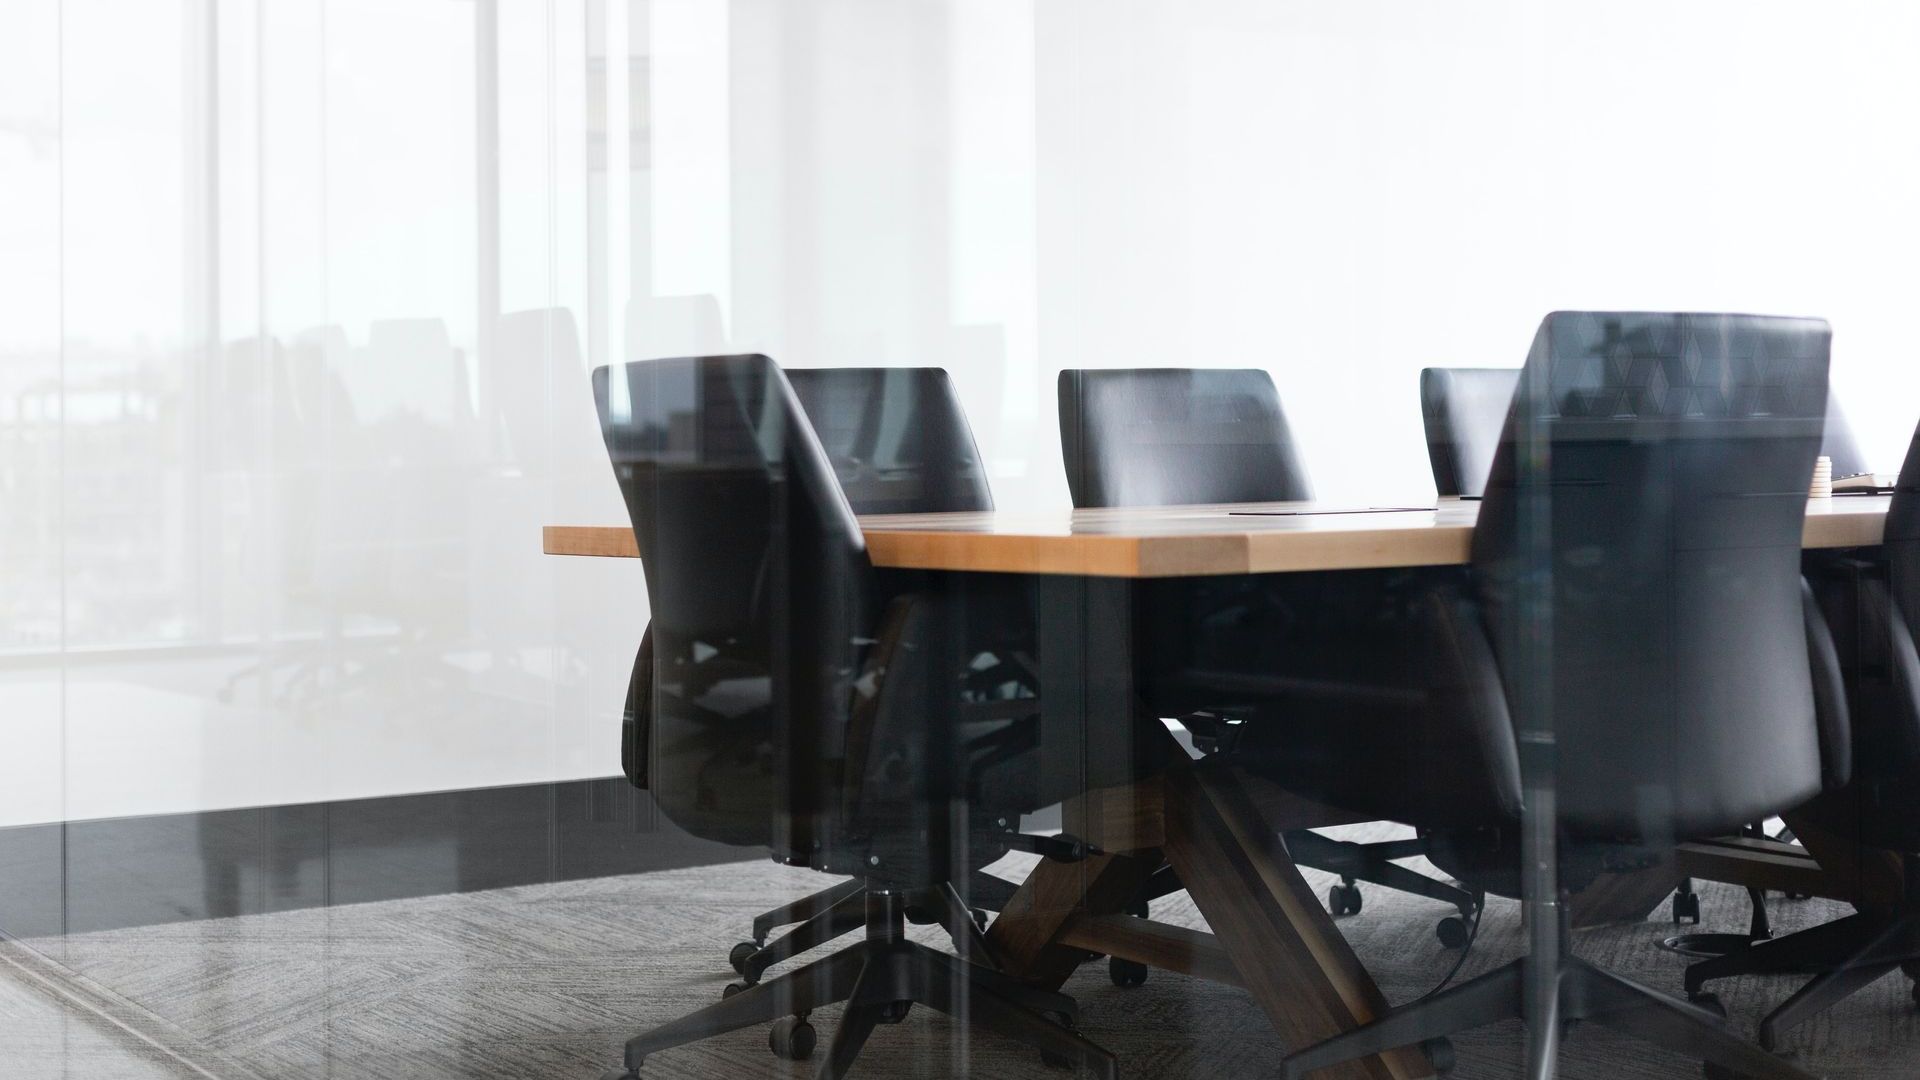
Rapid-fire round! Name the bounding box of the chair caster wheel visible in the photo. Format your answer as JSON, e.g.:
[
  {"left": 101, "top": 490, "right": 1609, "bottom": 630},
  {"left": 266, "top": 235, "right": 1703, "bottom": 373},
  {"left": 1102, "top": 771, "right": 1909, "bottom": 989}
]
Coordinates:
[
  {"left": 1910, "top": 979, "right": 1920, "bottom": 1008},
  {"left": 1109, "top": 957, "right": 1149, "bottom": 988},
  {"left": 973, "top": 908, "right": 990, "bottom": 930},
  {"left": 1672, "top": 890, "right": 1702, "bottom": 925},
  {"left": 1435, "top": 916, "right": 1470, "bottom": 949},
  {"left": 728, "top": 941, "right": 759, "bottom": 975},
  {"left": 1688, "top": 992, "right": 1727, "bottom": 1021},
  {"left": 1328, "top": 883, "right": 1362, "bottom": 917},
  {"left": 1040, "top": 1011, "right": 1077, "bottom": 1069},
  {"left": 722, "top": 982, "right": 747, "bottom": 999},
  {"left": 769, "top": 1016, "right": 816, "bottom": 1061},
  {"left": 878, "top": 1000, "right": 912, "bottom": 1024},
  {"left": 1421, "top": 1037, "right": 1456, "bottom": 1075}
]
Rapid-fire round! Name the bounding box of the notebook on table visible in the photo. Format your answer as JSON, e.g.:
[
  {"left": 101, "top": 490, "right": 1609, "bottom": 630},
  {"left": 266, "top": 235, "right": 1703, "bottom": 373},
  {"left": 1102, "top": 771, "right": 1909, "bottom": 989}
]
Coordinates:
[{"left": 1834, "top": 472, "right": 1897, "bottom": 494}]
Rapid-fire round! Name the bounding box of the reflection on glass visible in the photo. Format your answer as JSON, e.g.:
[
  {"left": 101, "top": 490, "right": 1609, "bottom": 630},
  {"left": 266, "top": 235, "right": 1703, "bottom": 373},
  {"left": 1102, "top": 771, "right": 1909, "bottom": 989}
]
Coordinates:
[{"left": 4, "top": 2, "right": 1920, "bottom": 1079}]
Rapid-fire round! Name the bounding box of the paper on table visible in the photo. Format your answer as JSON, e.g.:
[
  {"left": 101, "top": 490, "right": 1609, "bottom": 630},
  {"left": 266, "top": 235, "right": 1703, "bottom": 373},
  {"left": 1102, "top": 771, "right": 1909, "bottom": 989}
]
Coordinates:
[{"left": 1226, "top": 506, "right": 1435, "bottom": 517}]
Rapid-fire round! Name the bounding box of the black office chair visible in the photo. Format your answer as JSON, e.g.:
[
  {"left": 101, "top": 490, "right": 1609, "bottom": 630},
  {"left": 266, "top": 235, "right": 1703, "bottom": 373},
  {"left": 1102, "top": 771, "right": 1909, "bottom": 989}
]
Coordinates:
[
  {"left": 1419, "top": 367, "right": 1520, "bottom": 499},
  {"left": 1417, "top": 367, "right": 1870, "bottom": 502},
  {"left": 715, "top": 367, "right": 1024, "bottom": 986},
  {"left": 596, "top": 355, "right": 1114, "bottom": 1080},
  {"left": 1270, "top": 312, "right": 1838, "bottom": 1080},
  {"left": 1417, "top": 368, "right": 1853, "bottom": 502},
  {"left": 789, "top": 366, "right": 996, "bottom": 516},
  {"left": 1820, "top": 396, "right": 1871, "bottom": 480},
  {"left": 1058, "top": 368, "right": 1311, "bottom": 509},
  {"left": 1666, "top": 396, "right": 1872, "bottom": 940},
  {"left": 1058, "top": 368, "right": 1482, "bottom": 939},
  {"left": 1419, "top": 368, "right": 1855, "bottom": 944},
  {"left": 1684, "top": 416, "right": 1920, "bottom": 1050}
]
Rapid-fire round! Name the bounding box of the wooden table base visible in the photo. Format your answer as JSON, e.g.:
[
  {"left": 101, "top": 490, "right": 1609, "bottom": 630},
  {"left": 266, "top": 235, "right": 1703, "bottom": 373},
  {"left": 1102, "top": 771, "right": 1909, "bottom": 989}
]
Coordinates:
[
  {"left": 985, "top": 759, "right": 1435, "bottom": 1080},
  {"left": 1162, "top": 759, "right": 1434, "bottom": 1080},
  {"left": 984, "top": 851, "right": 1156, "bottom": 991},
  {"left": 1567, "top": 856, "right": 1679, "bottom": 929}
]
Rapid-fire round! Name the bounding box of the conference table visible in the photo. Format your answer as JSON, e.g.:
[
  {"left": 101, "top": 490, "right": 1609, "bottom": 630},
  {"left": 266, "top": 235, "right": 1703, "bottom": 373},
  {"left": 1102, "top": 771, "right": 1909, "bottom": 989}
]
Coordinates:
[
  {"left": 546, "top": 494, "right": 1893, "bottom": 1080},
  {"left": 545, "top": 493, "right": 1889, "bottom": 575}
]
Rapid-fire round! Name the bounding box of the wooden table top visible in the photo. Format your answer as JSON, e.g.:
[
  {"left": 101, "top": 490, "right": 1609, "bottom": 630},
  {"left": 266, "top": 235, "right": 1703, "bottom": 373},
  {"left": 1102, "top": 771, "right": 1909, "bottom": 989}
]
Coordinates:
[{"left": 544, "top": 494, "right": 1893, "bottom": 578}]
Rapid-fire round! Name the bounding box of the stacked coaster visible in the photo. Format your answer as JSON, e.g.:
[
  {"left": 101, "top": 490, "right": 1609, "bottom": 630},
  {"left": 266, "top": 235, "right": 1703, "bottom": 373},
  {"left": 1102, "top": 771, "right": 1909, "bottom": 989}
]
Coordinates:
[{"left": 1810, "top": 455, "right": 1834, "bottom": 499}]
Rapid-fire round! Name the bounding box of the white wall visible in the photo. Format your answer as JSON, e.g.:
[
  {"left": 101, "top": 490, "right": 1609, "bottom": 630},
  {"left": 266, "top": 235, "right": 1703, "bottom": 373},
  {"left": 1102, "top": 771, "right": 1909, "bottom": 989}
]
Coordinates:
[
  {"left": 1018, "top": 0, "right": 1920, "bottom": 504},
  {"left": 4, "top": 0, "right": 1918, "bottom": 826}
]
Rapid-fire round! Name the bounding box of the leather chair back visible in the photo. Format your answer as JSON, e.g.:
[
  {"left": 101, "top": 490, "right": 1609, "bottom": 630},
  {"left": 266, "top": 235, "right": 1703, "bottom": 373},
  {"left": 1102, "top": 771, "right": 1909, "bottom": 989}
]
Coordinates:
[
  {"left": 787, "top": 367, "right": 993, "bottom": 515},
  {"left": 1849, "top": 424, "right": 1920, "bottom": 792},
  {"left": 1820, "top": 396, "right": 1869, "bottom": 478},
  {"left": 1473, "top": 312, "right": 1831, "bottom": 841},
  {"left": 1423, "top": 365, "right": 1864, "bottom": 498},
  {"left": 1058, "top": 368, "right": 1310, "bottom": 507},
  {"left": 1421, "top": 367, "right": 1520, "bottom": 498},
  {"left": 1794, "top": 417, "right": 1920, "bottom": 846}
]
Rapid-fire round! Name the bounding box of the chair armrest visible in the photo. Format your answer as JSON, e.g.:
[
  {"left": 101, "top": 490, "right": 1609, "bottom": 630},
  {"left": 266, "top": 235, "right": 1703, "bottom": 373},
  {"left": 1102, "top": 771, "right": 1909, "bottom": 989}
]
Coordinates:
[
  {"left": 1801, "top": 577, "right": 1852, "bottom": 792},
  {"left": 1875, "top": 578, "right": 1920, "bottom": 769},
  {"left": 841, "top": 593, "right": 925, "bottom": 822},
  {"left": 1408, "top": 576, "right": 1524, "bottom": 821},
  {"left": 622, "top": 624, "right": 654, "bottom": 790}
]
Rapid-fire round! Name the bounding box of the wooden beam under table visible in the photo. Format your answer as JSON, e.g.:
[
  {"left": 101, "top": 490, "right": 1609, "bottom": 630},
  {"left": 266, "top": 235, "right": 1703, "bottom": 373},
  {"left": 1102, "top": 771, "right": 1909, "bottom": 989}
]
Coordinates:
[
  {"left": 1161, "top": 757, "right": 1435, "bottom": 1080},
  {"left": 1674, "top": 836, "right": 1836, "bottom": 902},
  {"left": 1060, "top": 914, "right": 1244, "bottom": 989},
  {"left": 984, "top": 851, "right": 1156, "bottom": 991},
  {"left": 1567, "top": 855, "right": 1679, "bottom": 929},
  {"left": 992, "top": 767, "right": 1430, "bottom": 1076},
  {"left": 1060, "top": 775, "right": 1166, "bottom": 854},
  {"left": 1777, "top": 811, "right": 1904, "bottom": 909}
]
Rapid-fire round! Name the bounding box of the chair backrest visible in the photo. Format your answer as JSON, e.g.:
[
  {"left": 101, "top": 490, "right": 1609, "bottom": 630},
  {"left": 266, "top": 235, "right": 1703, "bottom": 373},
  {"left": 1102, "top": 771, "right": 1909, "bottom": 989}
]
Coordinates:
[
  {"left": 620, "top": 365, "right": 996, "bottom": 796},
  {"left": 495, "top": 308, "right": 601, "bottom": 472},
  {"left": 1427, "top": 367, "right": 1866, "bottom": 498},
  {"left": 1825, "top": 421, "right": 1920, "bottom": 813},
  {"left": 595, "top": 354, "right": 870, "bottom": 855},
  {"left": 1057, "top": 368, "right": 1311, "bottom": 508},
  {"left": 211, "top": 335, "right": 304, "bottom": 470},
  {"left": 1473, "top": 312, "right": 1831, "bottom": 840},
  {"left": 287, "top": 325, "right": 359, "bottom": 443},
  {"left": 786, "top": 367, "right": 994, "bottom": 515},
  {"left": 1421, "top": 367, "right": 1521, "bottom": 498},
  {"left": 1820, "top": 395, "right": 1869, "bottom": 478},
  {"left": 358, "top": 317, "right": 468, "bottom": 429},
  {"left": 1886, "top": 425, "right": 1920, "bottom": 633}
]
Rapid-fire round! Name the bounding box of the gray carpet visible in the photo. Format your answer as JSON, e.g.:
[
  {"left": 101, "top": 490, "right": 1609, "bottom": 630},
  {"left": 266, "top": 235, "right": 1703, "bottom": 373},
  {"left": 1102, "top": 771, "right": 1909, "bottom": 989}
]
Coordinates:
[
  {"left": 0, "top": 949, "right": 213, "bottom": 1080},
  {"left": 8, "top": 827, "right": 1920, "bottom": 1079}
]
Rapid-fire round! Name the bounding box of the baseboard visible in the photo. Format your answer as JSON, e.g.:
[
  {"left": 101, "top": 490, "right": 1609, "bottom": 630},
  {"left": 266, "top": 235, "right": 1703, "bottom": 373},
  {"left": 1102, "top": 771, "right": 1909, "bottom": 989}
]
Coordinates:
[{"left": 0, "top": 778, "right": 742, "bottom": 940}]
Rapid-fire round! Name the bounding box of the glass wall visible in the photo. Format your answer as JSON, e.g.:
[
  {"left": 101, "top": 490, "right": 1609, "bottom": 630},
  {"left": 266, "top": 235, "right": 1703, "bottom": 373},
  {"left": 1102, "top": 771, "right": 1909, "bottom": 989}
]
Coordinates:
[
  {"left": 12, "top": 0, "right": 1920, "bottom": 827},
  {"left": 4, "top": 2, "right": 1920, "bottom": 1078}
]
